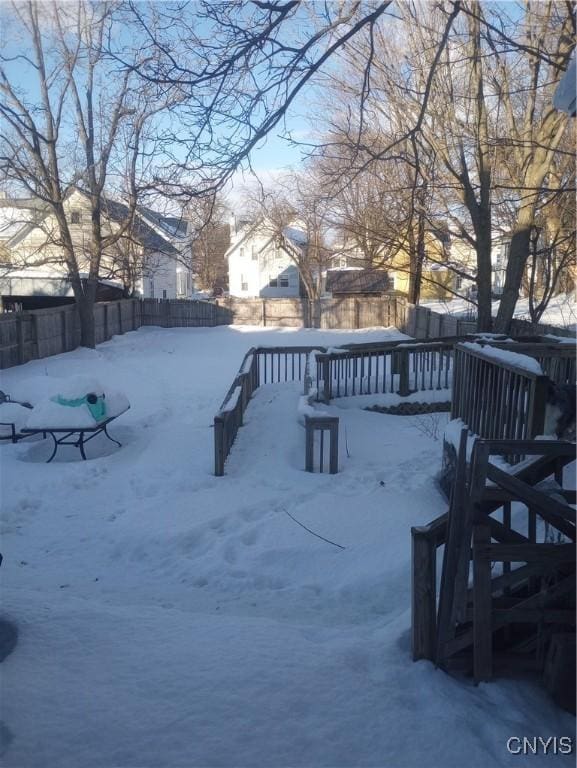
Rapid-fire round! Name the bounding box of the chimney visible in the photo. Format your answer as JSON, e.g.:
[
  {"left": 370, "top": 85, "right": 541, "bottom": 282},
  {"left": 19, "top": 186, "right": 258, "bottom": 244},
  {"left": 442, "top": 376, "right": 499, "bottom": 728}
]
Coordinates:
[{"left": 229, "top": 212, "right": 237, "bottom": 237}]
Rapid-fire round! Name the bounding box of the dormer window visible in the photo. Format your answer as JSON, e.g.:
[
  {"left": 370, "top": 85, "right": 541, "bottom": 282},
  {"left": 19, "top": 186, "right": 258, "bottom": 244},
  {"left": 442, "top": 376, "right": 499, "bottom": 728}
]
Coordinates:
[{"left": 70, "top": 210, "right": 82, "bottom": 224}]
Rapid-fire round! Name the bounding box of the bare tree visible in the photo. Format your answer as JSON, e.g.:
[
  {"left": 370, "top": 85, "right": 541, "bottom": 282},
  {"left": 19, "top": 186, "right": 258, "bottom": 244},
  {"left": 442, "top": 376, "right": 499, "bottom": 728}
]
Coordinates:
[
  {"left": 306, "top": 0, "right": 574, "bottom": 331},
  {"left": 188, "top": 194, "right": 230, "bottom": 296},
  {"left": 248, "top": 172, "right": 334, "bottom": 325},
  {"left": 0, "top": 1, "right": 171, "bottom": 346},
  {"left": 482, "top": 1, "right": 575, "bottom": 332}
]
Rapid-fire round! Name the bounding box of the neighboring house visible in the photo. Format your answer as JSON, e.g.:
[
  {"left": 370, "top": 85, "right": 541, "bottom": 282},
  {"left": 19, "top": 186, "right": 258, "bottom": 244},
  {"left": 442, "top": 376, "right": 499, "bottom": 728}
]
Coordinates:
[
  {"left": 332, "top": 229, "right": 457, "bottom": 300},
  {"left": 325, "top": 268, "right": 391, "bottom": 297},
  {"left": 226, "top": 216, "right": 305, "bottom": 298},
  {"left": 0, "top": 189, "right": 193, "bottom": 309},
  {"left": 385, "top": 231, "right": 456, "bottom": 300}
]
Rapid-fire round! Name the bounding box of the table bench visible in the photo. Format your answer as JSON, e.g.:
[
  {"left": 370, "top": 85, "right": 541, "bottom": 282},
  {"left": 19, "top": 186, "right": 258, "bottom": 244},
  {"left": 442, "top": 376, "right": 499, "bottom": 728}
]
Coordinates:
[{"left": 21, "top": 406, "right": 130, "bottom": 462}]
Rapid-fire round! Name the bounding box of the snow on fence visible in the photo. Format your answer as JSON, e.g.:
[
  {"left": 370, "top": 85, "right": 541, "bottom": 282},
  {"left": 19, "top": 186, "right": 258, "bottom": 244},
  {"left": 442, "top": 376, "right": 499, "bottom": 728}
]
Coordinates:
[
  {"left": 450, "top": 343, "right": 550, "bottom": 448},
  {"left": 313, "top": 340, "right": 456, "bottom": 403},
  {"left": 214, "top": 348, "right": 259, "bottom": 476}
]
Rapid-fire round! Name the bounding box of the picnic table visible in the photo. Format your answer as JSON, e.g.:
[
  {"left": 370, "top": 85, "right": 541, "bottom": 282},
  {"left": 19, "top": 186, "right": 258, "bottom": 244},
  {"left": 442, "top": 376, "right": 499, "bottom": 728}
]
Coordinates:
[{"left": 21, "top": 405, "right": 130, "bottom": 462}]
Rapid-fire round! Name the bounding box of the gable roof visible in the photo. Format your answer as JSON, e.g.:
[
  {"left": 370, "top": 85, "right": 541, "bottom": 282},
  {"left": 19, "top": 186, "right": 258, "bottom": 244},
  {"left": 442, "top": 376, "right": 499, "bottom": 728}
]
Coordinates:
[
  {"left": 326, "top": 269, "right": 390, "bottom": 295},
  {"left": 225, "top": 218, "right": 307, "bottom": 260},
  {"left": 136, "top": 204, "right": 188, "bottom": 238},
  {"left": 102, "top": 198, "right": 178, "bottom": 255},
  {"left": 5, "top": 189, "right": 179, "bottom": 256}
]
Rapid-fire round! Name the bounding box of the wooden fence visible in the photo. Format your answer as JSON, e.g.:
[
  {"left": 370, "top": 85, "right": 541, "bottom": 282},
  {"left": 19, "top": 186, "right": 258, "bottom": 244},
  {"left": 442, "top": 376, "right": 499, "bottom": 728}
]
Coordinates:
[
  {"left": 314, "top": 339, "right": 456, "bottom": 403},
  {"left": 1, "top": 293, "right": 574, "bottom": 370},
  {"left": 140, "top": 298, "right": 232, "bottom": 327},
  {"left": 0, "top": 298, "right": 233, "bottom": 369},
  {"left": 0, "top": 299, "right": 143, "bottom": 369},
  {"left": 215, "top": 295, "right": 407, "bottom": 330},
  {"left": 404, "top": 305, "right": 477, "bottom": 339}
]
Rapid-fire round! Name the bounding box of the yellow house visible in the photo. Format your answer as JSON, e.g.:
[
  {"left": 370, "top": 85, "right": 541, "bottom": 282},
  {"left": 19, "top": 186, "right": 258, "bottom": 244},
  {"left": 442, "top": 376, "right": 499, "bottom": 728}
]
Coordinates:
[{"left": 389, "top": 230, "right": 457, "bottom": 300}]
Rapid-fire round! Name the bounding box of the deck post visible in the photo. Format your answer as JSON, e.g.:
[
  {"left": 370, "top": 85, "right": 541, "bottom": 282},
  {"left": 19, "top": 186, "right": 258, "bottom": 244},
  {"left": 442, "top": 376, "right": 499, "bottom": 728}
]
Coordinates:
[
  {"left": 214, "top": 417, "right": 225, "bottom": 476},
  {"left": 411, "top": 527, "right": 437, "bottom": 661}
]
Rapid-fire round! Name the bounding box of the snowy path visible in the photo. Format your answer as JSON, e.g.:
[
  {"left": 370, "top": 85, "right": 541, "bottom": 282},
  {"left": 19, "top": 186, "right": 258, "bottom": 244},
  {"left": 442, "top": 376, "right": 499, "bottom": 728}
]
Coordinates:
[{"left": 0, "top": 326, "right": 574, "bottom": 767}]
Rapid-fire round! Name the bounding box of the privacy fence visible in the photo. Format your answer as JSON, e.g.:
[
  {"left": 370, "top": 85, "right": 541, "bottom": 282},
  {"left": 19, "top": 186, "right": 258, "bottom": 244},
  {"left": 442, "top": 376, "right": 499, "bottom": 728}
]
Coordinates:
[
  {"left": 0, "top": 295, "right": 573, "bottom": 369},
  {"left": 0, "top": 298, "right": 233, "bottom": 369}
]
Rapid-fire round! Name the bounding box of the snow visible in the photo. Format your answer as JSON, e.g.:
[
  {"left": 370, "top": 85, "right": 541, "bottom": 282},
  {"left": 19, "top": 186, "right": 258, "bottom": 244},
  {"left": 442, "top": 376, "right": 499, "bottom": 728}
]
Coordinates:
[
  {"left": 0, "top": 324, "right": 573, "bottom": 767},
  {"left": 12, "top": 376, "right": 131, "bottom": 430},
  {"left": 461, "top": 342, "right": 544, "bottom": 375},
  {"left": 0, "top": 403, "right": 32, "bottom": 437},
  {"left": 282, "top": 226, "right": 307, "bottom": 247},
  {"left": 422, "top": 293, "right": 577, "bottom": 331},
  {"left": 424, "top": 293, "right": 577, "bottom": 330}
]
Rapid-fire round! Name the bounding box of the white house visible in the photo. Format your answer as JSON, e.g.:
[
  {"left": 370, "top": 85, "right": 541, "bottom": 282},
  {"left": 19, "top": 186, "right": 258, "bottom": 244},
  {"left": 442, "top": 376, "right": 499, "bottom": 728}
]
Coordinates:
[
  {"left": 0, "top": 189, "right": 194, "bottom": 309},
  {"left": 226, "top": 216, "right": 305, "bottom": 298}
]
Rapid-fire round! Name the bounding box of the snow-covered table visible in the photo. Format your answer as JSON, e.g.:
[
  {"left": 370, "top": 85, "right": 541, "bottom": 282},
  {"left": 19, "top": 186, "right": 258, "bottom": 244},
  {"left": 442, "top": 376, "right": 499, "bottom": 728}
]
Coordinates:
[{"left": 21, "top": 405, "right": 130, "bottom": 462}]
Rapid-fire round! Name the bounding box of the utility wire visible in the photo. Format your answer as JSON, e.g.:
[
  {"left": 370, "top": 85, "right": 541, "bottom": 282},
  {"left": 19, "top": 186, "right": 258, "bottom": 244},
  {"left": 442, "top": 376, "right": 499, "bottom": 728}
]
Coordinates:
[{"left": 281, "top": 506, "right": 346, "bottom": 550}]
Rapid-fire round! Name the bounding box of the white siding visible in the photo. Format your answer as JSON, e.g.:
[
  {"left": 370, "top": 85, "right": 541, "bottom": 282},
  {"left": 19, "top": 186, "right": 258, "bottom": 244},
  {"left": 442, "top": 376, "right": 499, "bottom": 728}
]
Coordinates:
[{"left": 227, "top": 229, "right": 302, "bottom": 298}]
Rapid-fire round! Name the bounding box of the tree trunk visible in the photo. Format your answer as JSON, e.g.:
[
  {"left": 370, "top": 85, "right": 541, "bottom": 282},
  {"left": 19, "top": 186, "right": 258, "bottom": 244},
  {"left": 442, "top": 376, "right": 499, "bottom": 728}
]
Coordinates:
[
  {"left": 408, "top": 220, "right": 424, "bottom": 305},
  {"left": 476, "top": 211, "right": 493, "bottom": 332},
  {"left": 494, "top": 203, "right": 535, "bottom": 333},
  {"left": 72, "top": 279, "right": 98, "bottom": 348}
]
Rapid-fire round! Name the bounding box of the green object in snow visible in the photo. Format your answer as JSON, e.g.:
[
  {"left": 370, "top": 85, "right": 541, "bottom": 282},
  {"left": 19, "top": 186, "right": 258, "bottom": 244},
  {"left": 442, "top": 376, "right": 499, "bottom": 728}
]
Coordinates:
[{"left": 52, "top": 392, "right": 107, "bottom": 421}]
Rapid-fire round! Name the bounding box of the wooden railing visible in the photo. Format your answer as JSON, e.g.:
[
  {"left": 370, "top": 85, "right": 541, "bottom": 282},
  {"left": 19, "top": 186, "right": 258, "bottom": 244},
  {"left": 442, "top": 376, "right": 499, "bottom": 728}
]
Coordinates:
[
  {"left": 314, "top": 339, "right": 455, "bottom": 402},
  {"left": 476, "top": 340, "right": 576, "bottom": 387},
  {"left": 214, "top": 345, "right": 323, "bottom": 475},
  {"left": 253, "top": 346, "right": 319, "bottom": 386},
  {"left": 215, "top": 337, "right": 575, "bottom": 476},
  {"left": 214, "top": 348, "right": 259, "bottom": 476},
  {"left": 412, "top": 434, "right": 575, "bottom": 675},
  {"left": 450, "top": 343, "right": 551, "bottom": 446}
]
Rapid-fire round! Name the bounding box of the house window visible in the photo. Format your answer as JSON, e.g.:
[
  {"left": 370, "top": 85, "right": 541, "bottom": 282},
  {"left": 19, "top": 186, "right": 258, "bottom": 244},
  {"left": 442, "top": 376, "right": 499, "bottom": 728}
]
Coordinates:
[
  {"left": 455, "top": 275, "right": 463, "bottom": 290},
  {"left": 251, "top": 245, "right": 258, "bottom": 261},
  {"left": 70, "top": 210, "right": 82, "bottom": 224},
  {"left": 279, "top": 276, "right": 289, "bottom": 287},
  {"left": 162, "top": 289, "right": 167, "bottom": 299},
  {"left": 269, "top": 276, "right": 278, "bottom": 287},
  {"left": 240, "top": 247, "right": 245, "bottom": 258},
  {"left": 241, "top": 274, "right": 248, "bottom": 291},
  {"left": 149, "top": 278, "right": 155, "bottom": 298}
]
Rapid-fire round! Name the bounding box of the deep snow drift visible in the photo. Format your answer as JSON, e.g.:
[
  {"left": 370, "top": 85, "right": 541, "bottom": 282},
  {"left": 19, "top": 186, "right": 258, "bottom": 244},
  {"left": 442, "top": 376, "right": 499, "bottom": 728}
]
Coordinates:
[{"left": 0, "top": 325, "right": 574, "bottom": 768}]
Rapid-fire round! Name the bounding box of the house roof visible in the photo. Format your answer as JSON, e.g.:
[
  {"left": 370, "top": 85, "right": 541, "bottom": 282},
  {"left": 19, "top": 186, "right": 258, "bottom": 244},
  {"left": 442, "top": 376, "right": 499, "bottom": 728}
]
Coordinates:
[
  {"left": 326, "top": 269, "right": 390, "bottom": 295},
  {"left": 136, "top": 204, "right": 188, "bottom": 238},
  {"left": 225, "top": 218, "right": 307, "bottom": 260},
  {"left": 5, "top": 189, "right": 179, "bottom": 256},
  {"left": 103, "top": 198, "right": 178, "bottom": 255}
]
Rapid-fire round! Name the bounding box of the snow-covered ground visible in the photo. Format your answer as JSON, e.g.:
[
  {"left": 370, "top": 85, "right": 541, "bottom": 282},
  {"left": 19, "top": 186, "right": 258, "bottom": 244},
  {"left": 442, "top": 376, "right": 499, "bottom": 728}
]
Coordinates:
[
  {"left": 423, "top": 293, "right": 577, "bottom": 331},
  {"left": 0, "top": 326, "right": 574, "bottom": 768}
]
